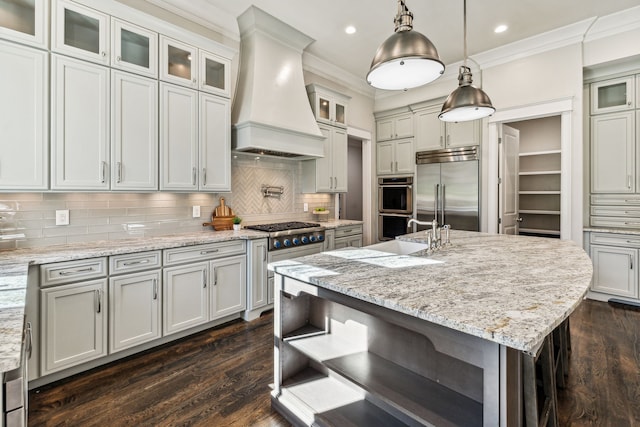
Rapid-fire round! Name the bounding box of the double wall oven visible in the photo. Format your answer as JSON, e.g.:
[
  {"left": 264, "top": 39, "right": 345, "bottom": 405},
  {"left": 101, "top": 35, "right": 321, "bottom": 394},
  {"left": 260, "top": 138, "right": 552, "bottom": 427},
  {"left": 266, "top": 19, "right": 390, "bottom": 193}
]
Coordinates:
[{"left": 378, "top": 176, "right": 413, "bottom": 241}]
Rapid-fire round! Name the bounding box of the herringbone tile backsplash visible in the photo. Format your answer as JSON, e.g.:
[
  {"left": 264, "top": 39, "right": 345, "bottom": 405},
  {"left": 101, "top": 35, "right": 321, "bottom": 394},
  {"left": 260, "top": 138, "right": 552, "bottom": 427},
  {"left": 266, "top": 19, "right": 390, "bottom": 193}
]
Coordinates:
[{"left": 0, "top": 156, "right": 333, "bottom": 249}]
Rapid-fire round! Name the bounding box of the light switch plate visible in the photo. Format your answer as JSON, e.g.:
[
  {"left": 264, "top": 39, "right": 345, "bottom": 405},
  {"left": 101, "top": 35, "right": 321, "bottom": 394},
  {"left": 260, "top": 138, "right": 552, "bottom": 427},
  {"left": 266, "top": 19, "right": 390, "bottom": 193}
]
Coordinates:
[
  {"left": 303, "top": 203, "right": 308, "bottom": 212},
  {"left": 55, "top": 210, "right": 69, "bottom": 226},
  {"left": 192, "top": 206, "right": 201, "bottom": 218}
]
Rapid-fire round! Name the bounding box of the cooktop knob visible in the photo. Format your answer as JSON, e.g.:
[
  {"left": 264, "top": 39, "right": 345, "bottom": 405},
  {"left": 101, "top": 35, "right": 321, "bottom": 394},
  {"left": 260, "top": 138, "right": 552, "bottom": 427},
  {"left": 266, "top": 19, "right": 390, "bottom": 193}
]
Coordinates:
[
  {"left": 301, "top": 236, "right": 309, "bottom": 244},
  {"left": 292, "top": 238, "right": 300, "bottom": 245},
  {"left": 273, "top": 240, "right": 282, "bottom": 249},
  {"left": 310, "top": 235, "right": 317, "bottom": 242},
  {"left": 317, "top": 234, "right": 324, "bottom": 241},
  {"left": 283, "top": 239, "right": 291, "bottom": 247}
]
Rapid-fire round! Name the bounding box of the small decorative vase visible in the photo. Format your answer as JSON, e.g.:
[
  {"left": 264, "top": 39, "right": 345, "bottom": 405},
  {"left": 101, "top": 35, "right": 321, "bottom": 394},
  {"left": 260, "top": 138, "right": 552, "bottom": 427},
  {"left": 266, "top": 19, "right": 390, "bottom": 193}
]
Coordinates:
[{"left": 233, "top": 224, "right": 241, "bottom": 231}]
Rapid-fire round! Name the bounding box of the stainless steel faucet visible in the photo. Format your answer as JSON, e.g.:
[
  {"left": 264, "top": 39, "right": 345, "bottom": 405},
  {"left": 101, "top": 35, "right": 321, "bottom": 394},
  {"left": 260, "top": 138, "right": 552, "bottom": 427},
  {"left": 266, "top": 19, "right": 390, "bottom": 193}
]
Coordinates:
[{"left": 407, "top": 218, "right": 449, "bottom": 250}]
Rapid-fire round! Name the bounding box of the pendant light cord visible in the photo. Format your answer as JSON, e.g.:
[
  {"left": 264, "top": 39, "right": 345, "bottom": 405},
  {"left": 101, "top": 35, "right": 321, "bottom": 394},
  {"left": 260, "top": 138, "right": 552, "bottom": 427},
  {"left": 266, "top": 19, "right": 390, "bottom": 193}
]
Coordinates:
[{"left": 463, "top": 0, "right": 467, "bottom": 68}]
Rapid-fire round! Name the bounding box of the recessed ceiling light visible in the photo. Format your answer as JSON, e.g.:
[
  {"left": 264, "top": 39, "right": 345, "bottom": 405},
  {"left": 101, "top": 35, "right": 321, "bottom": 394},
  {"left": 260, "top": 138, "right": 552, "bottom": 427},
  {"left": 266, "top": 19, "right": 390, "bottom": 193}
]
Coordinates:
[
  {"left": 494, "top": 24, "right": 508, "bottom": 33},
  {"left": 345, "top": 25, "right": 356, "bottom": 35}
]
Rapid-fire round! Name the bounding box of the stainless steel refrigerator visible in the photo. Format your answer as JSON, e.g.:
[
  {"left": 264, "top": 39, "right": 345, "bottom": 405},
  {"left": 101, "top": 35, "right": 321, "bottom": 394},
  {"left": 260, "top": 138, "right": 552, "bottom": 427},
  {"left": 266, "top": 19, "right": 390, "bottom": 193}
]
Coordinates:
[{"left": 415, "top": 146, "right": 479, "bottom": 232}]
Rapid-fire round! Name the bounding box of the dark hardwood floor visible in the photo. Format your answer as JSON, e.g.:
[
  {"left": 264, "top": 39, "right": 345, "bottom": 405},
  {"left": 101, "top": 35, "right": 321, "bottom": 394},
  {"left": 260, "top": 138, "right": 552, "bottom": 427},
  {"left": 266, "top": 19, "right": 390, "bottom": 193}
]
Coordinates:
[{"left": 29, "top": 299, "right": 640, "bottom": 426}]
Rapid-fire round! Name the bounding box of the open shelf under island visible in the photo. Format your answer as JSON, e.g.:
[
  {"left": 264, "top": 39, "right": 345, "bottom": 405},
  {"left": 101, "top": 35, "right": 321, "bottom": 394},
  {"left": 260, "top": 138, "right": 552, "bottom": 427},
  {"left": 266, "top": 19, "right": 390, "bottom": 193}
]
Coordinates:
[{"left": 269, "top": 230, "right": 593, "bottom": 427}]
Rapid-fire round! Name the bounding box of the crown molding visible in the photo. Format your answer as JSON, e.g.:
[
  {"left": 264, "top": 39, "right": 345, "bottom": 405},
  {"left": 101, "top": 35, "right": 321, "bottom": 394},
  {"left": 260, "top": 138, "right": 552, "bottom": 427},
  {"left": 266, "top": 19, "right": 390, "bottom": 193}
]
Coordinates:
[
  {"left": 584, "top": 5, "right": 640, "bottom": 42},
  {"left": 302, "top": 52, "right": 375, "bottom": 98},
  {"left": 472, "top": 18, "right": 595, "bottom": 70}
]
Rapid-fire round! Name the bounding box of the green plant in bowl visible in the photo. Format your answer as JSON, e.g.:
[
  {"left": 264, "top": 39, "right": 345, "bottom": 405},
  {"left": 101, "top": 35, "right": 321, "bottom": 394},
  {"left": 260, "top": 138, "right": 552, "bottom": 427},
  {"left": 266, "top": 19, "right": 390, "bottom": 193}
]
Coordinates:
[{"left": 232, "top": 216, "right": 242, "bottom": 224}]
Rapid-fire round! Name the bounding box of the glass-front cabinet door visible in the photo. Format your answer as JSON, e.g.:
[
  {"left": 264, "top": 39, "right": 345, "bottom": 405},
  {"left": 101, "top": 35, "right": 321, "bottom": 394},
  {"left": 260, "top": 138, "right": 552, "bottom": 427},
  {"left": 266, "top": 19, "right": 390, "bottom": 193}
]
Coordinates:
[
  {"left": 199, "top": 49, "right": 230, "bottom": 97},
  {"left": 52, "top": 0, "right": 110, "bottom": 65},
  {"left": 591, "top": 76, "right": 635, "bottom": 115},
  {"left": 0, "top": 0, "right": 48, "bottom": 48},
  {"left": 334, "top": 100, "right": 346, "bottom": 126},
  {"left": 111, "top": 18, "right": 157, "bottom": 78},
  {"left": 160, "top": 35, "right": 197, "bottom": 89}
]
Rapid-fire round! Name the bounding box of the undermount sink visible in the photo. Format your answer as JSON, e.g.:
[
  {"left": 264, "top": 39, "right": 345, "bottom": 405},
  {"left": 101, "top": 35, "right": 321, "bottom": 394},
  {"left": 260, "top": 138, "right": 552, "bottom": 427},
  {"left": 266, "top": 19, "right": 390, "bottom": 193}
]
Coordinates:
[{"left": 365, "top": 240, "right": 429, "bottom": 255}]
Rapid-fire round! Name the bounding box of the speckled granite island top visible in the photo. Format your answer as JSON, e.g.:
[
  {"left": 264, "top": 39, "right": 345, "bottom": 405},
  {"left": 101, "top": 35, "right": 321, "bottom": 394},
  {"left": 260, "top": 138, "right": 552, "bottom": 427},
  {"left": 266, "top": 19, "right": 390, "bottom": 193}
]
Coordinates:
[{"left": 271, "top": 230, "right": 593, "bottom": 354}]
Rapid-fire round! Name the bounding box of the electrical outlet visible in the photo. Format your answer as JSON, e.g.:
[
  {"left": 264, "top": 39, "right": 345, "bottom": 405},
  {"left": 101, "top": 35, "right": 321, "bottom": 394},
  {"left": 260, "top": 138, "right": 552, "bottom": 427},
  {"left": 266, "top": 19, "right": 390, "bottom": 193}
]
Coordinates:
[
  {"left": 303, "top": 203, "right": 308, "bottom": 212},
  {"left": 55, "top": 210, "right": 69, "bottom": 226},
  {"left": 192, "top": 205, "right": 201, "bottom": 218}
]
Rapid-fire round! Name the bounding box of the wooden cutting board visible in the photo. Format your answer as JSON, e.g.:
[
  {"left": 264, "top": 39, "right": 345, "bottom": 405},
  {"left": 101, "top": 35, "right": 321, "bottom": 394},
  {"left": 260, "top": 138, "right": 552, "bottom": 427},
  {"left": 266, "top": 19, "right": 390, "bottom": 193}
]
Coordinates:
[{"left": 214, "top": 197, "right": 232, "bottom": 217}]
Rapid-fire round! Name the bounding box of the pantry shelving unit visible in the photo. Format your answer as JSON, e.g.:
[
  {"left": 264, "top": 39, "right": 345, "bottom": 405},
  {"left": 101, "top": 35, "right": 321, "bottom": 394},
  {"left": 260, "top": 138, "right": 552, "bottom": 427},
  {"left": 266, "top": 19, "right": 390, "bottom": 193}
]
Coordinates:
[{"left": 513, "top": 117, "right": 562, "bottom": 238}]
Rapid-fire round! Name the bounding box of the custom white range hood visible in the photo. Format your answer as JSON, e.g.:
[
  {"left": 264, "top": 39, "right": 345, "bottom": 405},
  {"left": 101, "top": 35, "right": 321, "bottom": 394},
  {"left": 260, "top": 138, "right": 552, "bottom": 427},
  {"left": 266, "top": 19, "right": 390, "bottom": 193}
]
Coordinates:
[{"left": 232, "top": 6, "right": 325, "bottom": 159}]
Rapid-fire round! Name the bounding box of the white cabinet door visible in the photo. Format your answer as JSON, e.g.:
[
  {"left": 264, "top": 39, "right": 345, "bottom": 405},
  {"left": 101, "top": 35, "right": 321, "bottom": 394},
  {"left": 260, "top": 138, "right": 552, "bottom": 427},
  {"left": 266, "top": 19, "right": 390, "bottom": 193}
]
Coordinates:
[
  {"left": 199, "top": 93, "right": 231, "bottom": 191},
  {"left": 159, "top": 35, "right": 197, "bottom": 88},
  {"left": 247, "top": 239, "right": 268, "bottom": 311},
  {"left": 314, "top": 125, "right": 333, "bottom": 192},
  {"left": 334, "top": 235, "right": 362, "bottom": 249},
  {"left": 111, "top": 71, "right": 158, "bottom": 190},
  {"left": 111, "top": 18, "right": 158, "bottom": 78},
  {"left": 210, "top": 255, "right": 246, "bottom": 320},
  {"left": 0, "top": 41, "right": 48, "bottom": 190},
  {"left": 41, "top": 279, "right": 107, "bottom": 375},
  {"left": 376, "top": 118, "right": 394, "bottom": 141},
  {"left": 446, "top": 120, "right": 480, "bottom": 148},
  {"left": 377, "top": 142, "right": 394, "bottom": 175},
  {"left": 52, "top": 0, "right": 109, "bottom": 65},
  {"left": 109, "top": 271, "right": 161, "bottom": 353},
  {"left": 591, "top": 245, "right": 638, "bottom": 298},
  {"left": 332, "top": 127, "right": 348, "bottom": 192},
  {"left": 163, "top": 262, "right": 209, "bottom": 335},
  {"left": 51, "top": 55, "right": 110, "bottom": 190},
  {"left": 394, "top": 114, "right": 414, "bottom": 139},
  {"left": 0, "top": 0, "right": 48, "bottom": 48},
  {"left": 160, "top": 82, "right": 198, "bottom": 191},
  {"left": 591, "top": 112, "right": 635, "bottom": 193},
  {"left": 394, "top": 139, "right": 414, "bottom": 174},
  {"left": 199, "top": 49, "right": 231, "bottom": 98},
  {"left": 591, "top": 76, "right": 635, "bottom": 115},
  {"left": 415, "top": 108, "right": 443, "bottom": 152}
]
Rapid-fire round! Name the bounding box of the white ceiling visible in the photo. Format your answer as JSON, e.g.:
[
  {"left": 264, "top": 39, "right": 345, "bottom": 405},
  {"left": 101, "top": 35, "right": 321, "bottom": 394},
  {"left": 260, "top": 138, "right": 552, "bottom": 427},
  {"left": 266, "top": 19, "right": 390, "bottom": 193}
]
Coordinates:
[{"left": 151, "top": 0, "right": 640, "bottom": 81}]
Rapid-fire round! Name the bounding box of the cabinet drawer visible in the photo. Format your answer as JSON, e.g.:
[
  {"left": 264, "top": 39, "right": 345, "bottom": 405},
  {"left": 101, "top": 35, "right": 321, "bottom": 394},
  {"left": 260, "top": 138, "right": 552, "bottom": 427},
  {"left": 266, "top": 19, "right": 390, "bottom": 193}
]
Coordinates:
[
  {"left": 163, "top": 241, "right": 245, "bottom": 266},
  {"left": 591, "top": 216, "right": 640, "bottom": 229},
  {"left": 109, "top": 251, "right": 161, "bottom": 275},
  {"left": 591, "top": 194, "right": 640, "bottom": 205},
  {"left": 40, "top": 258, "right": 107, "bottom": 287},
  {"left": 590, "top": 232, "right": 640, "bottom": 248},
  {"left": 335, "top": 224, "right": 363, "bottom": 238},
  {"left": 591, "top": 206, "right": 640, "bottom": 218}
]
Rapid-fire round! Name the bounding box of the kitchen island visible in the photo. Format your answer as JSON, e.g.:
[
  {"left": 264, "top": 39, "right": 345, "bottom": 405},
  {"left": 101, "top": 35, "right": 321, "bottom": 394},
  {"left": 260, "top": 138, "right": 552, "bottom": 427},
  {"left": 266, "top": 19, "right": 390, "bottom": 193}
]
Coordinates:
[{"left": 269, "top": 230, "right": 593, "bottom": 426}]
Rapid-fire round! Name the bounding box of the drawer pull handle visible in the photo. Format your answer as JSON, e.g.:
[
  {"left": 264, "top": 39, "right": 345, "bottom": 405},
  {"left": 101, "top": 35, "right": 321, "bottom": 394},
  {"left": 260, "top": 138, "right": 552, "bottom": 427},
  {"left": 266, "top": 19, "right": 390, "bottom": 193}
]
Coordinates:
[
  {"left": 122, "top": 259, "right": 150, "bottom": 266},
  {"left": 626, "top": 240, "right": 640, "bottom": 244},
  {"left": 631, "top": 255, "right": 634, "bottom": 270},
  {"left": 624, "top": 200, "right": 640, "bottom": 203},
  {"left": 200, "top": 249, "right": 219, "bottom": 255},
  {"left": 203, "top": 270, "right": 207, "bottom": 288},
  {"left": 26, "top": 322, "right": 33, "bottom": 360},
  {"left": 213, "top": 268, "right": 217, "bottom": 286},
  {"left": 95, "top": 290, "right": 102, "bottom": 313},
  {"left": 152, "top": 278, "right": 158, "bottom": 300},
  {"left": 59, "top": 267, "right": 94, "bottom": 276},
  {"left": 624, "top": 222, "right": 640, "bottom": 226}
]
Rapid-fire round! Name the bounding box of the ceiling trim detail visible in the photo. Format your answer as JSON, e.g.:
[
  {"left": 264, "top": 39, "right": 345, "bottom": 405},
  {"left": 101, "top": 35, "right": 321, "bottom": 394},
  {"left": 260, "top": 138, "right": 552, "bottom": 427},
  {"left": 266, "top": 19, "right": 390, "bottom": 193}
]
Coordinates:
[
  {"left": 584, "top": 5, "right": 640, "bottom": 42},
  {"left": 303, "top": 52, "right": 375, "bottom": 98}
]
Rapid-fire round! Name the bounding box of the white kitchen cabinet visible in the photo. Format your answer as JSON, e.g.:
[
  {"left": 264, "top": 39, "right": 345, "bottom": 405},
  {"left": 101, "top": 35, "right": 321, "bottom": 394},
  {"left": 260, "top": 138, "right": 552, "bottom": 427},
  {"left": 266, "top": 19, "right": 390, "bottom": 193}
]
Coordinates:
[
  {"left": 209, "top": 255, "right": 246, "bottom": 320},
  {"left": 591, "top": 76, "right": 635, "bottom": 115},
  {"left": 51, "top": 54, "right": 110, "bottom": 190},
  {"left": 0, "top": 41, "right": 48, "bottom": 190},
  {"left": 333, "top": 224, "right": 363, "bottom": 249},
  {"left": 163, "top": 262, "right": 209, "bottom": 335},
  {"left": 111, "top": 70, "right": 158, "bottom": 190},
  {"left": 590, "top": 111, "right": 635, "bottom": 193},
  {"left": 302, "top": 124, "right": 348, "bottom": 193},
  {"left": 376, "top": 112, "right": 413, "bottom": 142},
  {"left": 307, "top": 84, "right": 349, "bottom": 128},
  {"left": 160, "top": 82, "right": 199, "bottom": 191},
  {"left": 111, "top": 18, "right": 158, "bottom": 78},
  {"left": 199, "top": 49, "right": 231, "bottom": 98},
  {"left": 159, "top": 35, "right": 197, "bottom": 88},
  {"left": 52, "top": 0, "right": 110, "bottom": 65},
  {"left": 246, "top": 239, "right": 268, "bottom": 316},
  {"left": 41, "top": 279, "right": 108, "bottom": 375},
  {"left": 0, "top": 0, "right": 48, "bottom": 48},
  {"left": 199, "top": 93, "right": 231, "bottom": 191},
  {"left": 377, "top": 139, "right": 414, "bottom": 175},
  {"left": 109, "top": 270, "right": 161, "bottom": 353},
  {"left": 415, "top": 107, "right": 480, "bottom": 152},
  {"left": 591, "top": 245, "right": 638, "bottom": 298},
  {"left": 334, "top": 235, "right": 363, "bottom": 249}
]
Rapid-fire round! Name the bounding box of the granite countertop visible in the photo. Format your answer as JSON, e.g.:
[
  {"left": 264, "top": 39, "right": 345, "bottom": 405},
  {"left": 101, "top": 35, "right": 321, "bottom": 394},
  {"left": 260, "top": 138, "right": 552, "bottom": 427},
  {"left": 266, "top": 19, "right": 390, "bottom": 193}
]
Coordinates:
[
  {"left": 271, "top": 230, "right": 593, "bottom": 354},
  {"left": 320, "top": 219, "right": 364, "bottom": 229},
  {"left": 0, "top": 229, "right": 269, "bottom": 373},
  {"left": 584, "top": 227, "right": 640, "bottom": 236}
]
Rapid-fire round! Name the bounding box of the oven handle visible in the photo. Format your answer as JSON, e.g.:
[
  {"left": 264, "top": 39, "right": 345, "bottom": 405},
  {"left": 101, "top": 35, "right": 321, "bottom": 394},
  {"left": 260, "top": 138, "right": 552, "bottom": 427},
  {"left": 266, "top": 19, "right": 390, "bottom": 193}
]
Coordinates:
[{"left": 379, "top": 184, "right": 413, "bottom": 188}]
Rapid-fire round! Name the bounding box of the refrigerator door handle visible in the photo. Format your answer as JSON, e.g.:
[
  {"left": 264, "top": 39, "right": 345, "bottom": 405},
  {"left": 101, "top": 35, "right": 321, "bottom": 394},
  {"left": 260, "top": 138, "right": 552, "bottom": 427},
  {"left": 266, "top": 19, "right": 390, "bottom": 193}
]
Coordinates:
[
  {"left": 434, "top": 184, "right": 439, "bottom": 223},
  {"left": 441, "top": 184, "right": 446, "bottom": 226}
]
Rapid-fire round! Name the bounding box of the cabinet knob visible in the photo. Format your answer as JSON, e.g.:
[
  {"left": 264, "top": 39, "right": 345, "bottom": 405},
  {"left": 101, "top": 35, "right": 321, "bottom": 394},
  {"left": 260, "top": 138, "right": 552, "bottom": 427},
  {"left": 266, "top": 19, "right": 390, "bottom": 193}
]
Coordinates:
[
  {"left": 193, "top": 78, "right": 197, "bottom": 84},
  {"left": 101, "top": 51, "right": 106, "bottom": 57},
  {"left": 116, "top": 56, "right": 121, "bottom": 62}
]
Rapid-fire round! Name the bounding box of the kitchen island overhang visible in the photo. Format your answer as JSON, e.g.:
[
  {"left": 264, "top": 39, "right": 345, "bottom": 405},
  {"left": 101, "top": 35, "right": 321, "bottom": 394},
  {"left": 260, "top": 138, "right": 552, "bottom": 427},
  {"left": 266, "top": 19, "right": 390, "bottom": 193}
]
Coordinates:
[{"left": 269, "top": 230, "right": 593, "bottom": 426}]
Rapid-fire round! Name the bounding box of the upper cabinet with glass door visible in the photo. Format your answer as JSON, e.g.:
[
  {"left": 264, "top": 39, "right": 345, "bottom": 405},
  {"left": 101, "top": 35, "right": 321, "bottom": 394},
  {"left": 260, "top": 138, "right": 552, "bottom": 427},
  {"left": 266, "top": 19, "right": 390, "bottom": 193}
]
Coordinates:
[
  {"left": 160, "top": 35, "right": 197, "bottom": 89},
  {"left": 306, "top": 84, "right": 350, "bottom": 128},
  {"left": 0, "top": 0, "right": 49, "bottom": 48},
  {"left": 111, "top": 18, "right": 157, "bottom": 78},
  {"left": 591, "top": 76, "right": 635, "bottom": 115},
  {"left": 52, "top": 0, "right": 109, "bottom": 65},
  {"left": 199, "top": 49, "right": 230, "bottom": 97}
]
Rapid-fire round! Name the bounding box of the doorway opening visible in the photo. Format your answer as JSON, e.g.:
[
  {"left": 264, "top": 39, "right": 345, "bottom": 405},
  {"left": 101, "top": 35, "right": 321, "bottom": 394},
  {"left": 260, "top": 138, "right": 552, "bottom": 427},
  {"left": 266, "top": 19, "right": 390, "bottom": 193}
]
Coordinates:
[{"left": 339, "top": 137, "right": 363, "bottom": 221}]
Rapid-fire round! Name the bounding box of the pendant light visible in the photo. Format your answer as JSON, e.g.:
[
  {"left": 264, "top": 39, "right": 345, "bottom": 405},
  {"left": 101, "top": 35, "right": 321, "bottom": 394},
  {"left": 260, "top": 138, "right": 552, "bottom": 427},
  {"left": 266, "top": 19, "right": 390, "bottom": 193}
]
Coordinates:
[
  {"left": 439, "top": 0, "right": 495, "bottom": 122},
  {"left": 367, "top": 0, "right": 444, "bottom": 91}
]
